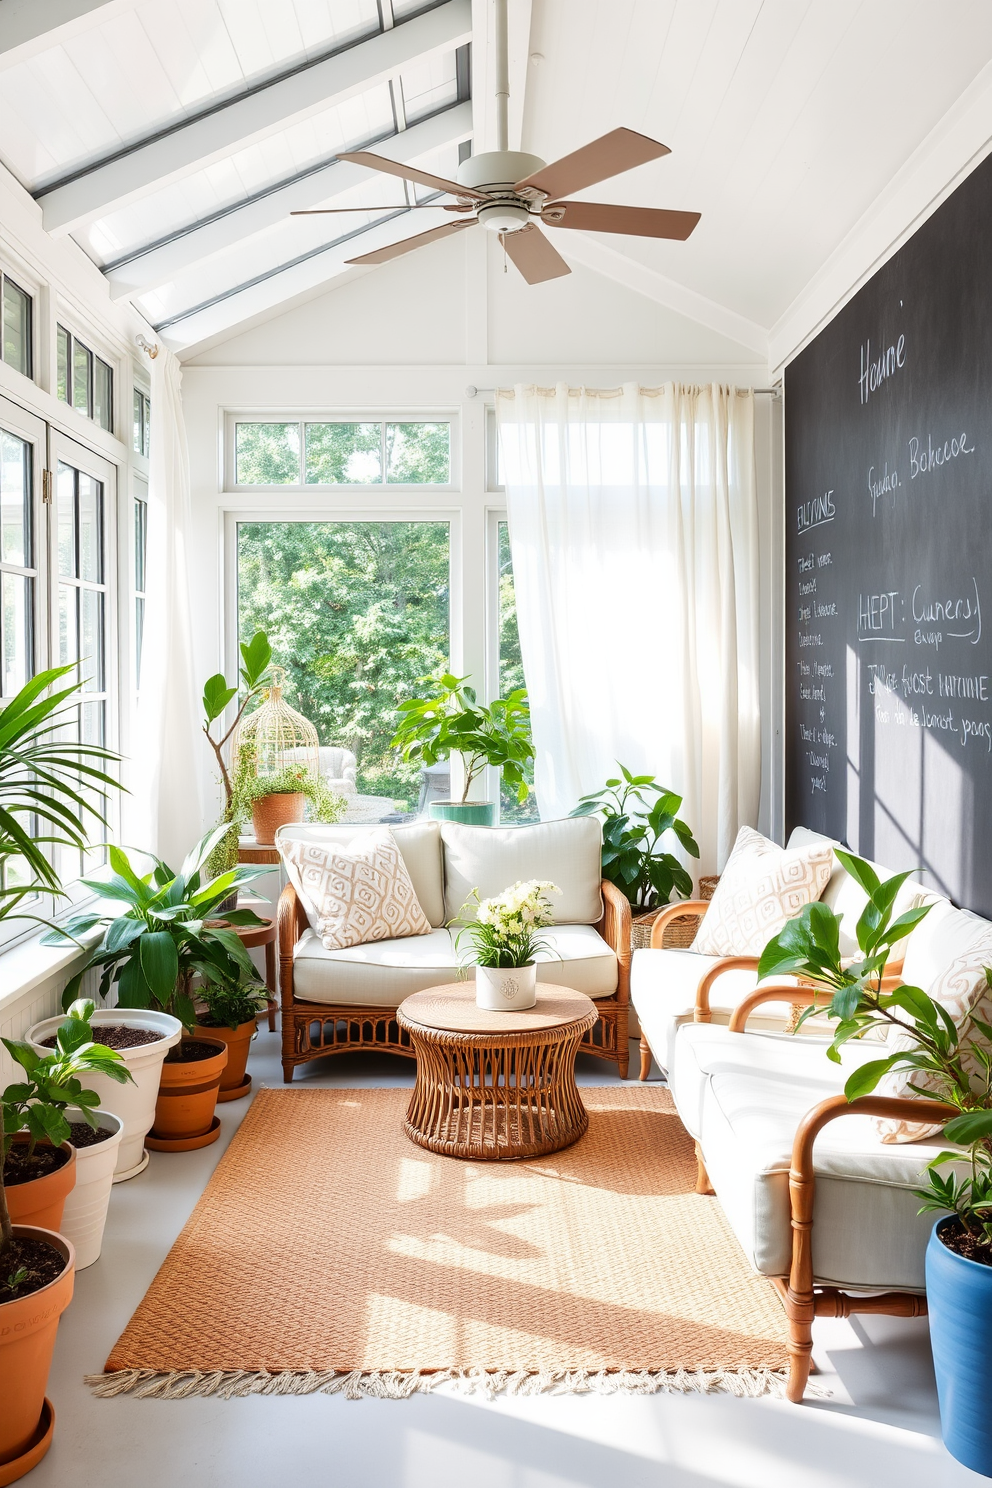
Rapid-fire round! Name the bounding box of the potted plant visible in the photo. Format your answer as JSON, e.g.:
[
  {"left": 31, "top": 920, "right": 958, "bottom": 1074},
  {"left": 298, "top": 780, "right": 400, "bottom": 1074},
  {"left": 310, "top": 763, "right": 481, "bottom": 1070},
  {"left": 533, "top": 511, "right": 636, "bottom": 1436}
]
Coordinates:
[
  {"left": 201, "top": 630, "right": 273, "bottom": 884},
  {"left": 757, "top": 853, "right": 992, "bottom": 1474},
  {"left": 238, "top": 763, "right": 344, "bottom": 846},
  {"left": 455, "top": 880, "right": 560, "bottom": 1010},
  {"left": 42, "top": 827, "right": 271, "bottom": 1152},
  {"left": 194, "top": 978, "right": 269, "bottom": 1101},
  {"left": 1, "top": 1001, "right": 129, "bottom": 1480},
  {"left": 391, "top": 672, "right": 535, "bottom": 826},
  {"left": 570, "top": 765, "right": 699, "bottom": 912}
]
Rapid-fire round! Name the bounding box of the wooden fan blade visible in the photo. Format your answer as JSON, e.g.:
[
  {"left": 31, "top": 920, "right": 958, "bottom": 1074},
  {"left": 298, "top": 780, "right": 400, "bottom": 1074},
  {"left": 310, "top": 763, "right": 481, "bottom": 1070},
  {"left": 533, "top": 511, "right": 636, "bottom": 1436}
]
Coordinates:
[
  {"left": 344, "top": 217, "right": 475, "bottom": 265},
  {"left": 500, "top": 224, "right": 570, "bottom": 284},
  {"left": 336, "top": 151, "right": 490, "bottom": 201},
  {"left": 542, "top": 201, "right": 700, "bottom": 240},
  {"left": 515, "top": 128, "right": 670, "bottom": 200}
]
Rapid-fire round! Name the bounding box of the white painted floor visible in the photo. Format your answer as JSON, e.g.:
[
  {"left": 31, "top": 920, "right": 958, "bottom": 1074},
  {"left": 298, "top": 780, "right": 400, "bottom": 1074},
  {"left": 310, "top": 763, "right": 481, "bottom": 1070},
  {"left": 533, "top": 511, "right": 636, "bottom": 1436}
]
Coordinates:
[{"left": 30, "top": 1028, "right": 988, "bottom": 1488}]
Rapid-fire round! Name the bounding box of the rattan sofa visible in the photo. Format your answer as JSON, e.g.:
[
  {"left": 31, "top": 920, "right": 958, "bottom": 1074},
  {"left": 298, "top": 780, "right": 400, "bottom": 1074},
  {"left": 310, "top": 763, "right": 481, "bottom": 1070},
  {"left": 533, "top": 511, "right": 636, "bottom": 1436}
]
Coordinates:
[{"left": 276, "top": 816, "right": 631, "bottom": 1081}]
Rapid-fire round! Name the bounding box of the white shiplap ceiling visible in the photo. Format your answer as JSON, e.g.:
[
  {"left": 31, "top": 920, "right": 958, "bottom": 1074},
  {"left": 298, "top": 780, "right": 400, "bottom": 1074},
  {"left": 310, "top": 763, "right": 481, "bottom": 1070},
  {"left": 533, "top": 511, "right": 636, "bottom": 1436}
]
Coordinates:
[{"left": 2, "top": 0, "right": 992, "bottom": 356}]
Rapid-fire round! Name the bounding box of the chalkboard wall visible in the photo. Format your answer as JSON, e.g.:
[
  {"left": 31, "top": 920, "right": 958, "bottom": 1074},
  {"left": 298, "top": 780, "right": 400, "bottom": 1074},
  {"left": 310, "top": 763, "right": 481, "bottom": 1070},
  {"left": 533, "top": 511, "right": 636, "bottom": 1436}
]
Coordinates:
[{"left": 785, "top": 150, "right": 992, "bottom": 916}]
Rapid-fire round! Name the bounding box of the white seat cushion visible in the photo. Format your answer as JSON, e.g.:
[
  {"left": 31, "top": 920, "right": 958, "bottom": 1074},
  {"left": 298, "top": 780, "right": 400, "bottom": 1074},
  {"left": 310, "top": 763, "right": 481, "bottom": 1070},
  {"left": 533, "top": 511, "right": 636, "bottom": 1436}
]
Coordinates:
[
  {"left": 676, "top": 1023, "right": 956, "bottom": 1290},
  {"left": 294, "top": 924, "right": 617, "bottom": 1007},
  {"left": 631, "top": 947, "right": 797, "bottom": 1074},
  {"left": 440, "top": 817, "right": 603, "bottom": 925}
]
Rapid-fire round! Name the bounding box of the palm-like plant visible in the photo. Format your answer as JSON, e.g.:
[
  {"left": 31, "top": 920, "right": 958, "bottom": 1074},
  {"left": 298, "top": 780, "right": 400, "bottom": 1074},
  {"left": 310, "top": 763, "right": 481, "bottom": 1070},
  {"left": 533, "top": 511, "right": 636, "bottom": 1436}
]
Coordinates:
[{"left": 44, "top": 826, "right": 272, "bottom": 1031}]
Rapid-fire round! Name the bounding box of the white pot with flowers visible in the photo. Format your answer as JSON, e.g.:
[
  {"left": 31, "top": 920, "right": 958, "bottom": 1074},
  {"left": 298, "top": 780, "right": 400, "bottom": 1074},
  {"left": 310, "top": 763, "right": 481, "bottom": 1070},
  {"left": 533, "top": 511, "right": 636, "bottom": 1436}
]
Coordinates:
[{"left": 455, "top": 880, "right": 560, "bottom": 1011}]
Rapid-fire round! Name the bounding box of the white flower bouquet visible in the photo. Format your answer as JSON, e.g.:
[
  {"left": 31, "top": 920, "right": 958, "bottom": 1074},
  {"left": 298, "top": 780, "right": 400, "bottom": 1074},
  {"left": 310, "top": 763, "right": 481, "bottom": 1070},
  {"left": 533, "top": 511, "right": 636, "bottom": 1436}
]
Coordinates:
[{"left": 455, "top": 879, "right": 560, "bottom": 969}]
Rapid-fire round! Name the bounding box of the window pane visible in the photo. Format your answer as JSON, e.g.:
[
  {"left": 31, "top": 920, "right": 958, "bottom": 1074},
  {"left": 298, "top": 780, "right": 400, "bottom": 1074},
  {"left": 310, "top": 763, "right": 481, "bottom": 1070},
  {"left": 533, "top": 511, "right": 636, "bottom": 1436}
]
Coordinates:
[
  {"left": 386, "top": 422, "right": 450, "bottom": 483},
  {"left": 0, "top": 430, "right": 29, "bottom": 567},
  {"left": 2, "top": 572, "right": 31, "bottom": 695},
  {"left": 73, "top": 340, "right": 92, "bottom": 416},
  {"left": 497, "top": 520, "right": 538, "bottom": 823},
  {"left": 237, "top": 521, "right": 450, "bottom": 813},
  {"left": 2, "top": 279, "right": 31, "bottom": 377},
  {"left": 80, "top": 588, "right": 104, "bottom": 691},
  {"left": 133, "top": 389, "right": 142, "bottom": 453},
  {"left": 78, "top": 475, "right": 103, "bottom": 581},
  {"left": 57, "top": 463, "right": 75, "bottom": 577},
  {"left": 235, "top": 422, "right": 300, "bottom": 484},
  {"left": 143, "top": 394, "right": 150, "bottom": 457},
  {"left": 57, "top": 326, "right": 69, "bottom": 403},
  {"left": 305, "top": 423, "right": 381, "bottom": 484},
  {"left": 58, "top": 584, "right": 77, "bottom": 666},
  {"left": 94, "top": 357, "right": 112, "bottom": 432},
  {"left": 134, "top": 496, "right": 147, "bottom": 591},
  {"left": 135, "top": 597, "right": 145, "bottom": 688}
]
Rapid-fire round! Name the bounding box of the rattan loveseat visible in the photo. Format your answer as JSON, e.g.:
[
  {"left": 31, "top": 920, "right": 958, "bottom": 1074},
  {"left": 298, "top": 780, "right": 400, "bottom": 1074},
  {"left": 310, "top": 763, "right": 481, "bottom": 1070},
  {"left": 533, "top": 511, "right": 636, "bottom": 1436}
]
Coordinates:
[{"left": 276, "top": 816, "right": 631, "bottom": 1081}]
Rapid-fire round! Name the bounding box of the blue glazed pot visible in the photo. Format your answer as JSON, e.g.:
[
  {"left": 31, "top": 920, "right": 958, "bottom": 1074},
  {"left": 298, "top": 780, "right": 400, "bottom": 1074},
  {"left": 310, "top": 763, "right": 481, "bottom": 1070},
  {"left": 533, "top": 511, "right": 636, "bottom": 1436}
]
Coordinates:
[
  {"left": 926, "top": 1216, "right": 992, "bottom": 1476},
  {"left": 428, "top": 801, "right": 497, "bottom": 827}
]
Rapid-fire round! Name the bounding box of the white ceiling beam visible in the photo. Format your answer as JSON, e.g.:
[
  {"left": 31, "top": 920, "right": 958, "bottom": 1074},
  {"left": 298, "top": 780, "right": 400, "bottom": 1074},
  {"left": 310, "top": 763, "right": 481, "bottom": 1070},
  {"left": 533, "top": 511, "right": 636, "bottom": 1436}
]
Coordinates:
[
  {"left": 557, "top": 233, "right": 769, "bottom": 359},
  {"left": 0, "top": 0, "right": 129, "bottom": 67},
  {"left": 106, "top": 101, "right": 473, "bottom": 301},
  {"left": 156, "top": 210, "right": 467, "bottom": 353},
  {"left": 37, "top": 0, "right": 473, "bottom": 237}
]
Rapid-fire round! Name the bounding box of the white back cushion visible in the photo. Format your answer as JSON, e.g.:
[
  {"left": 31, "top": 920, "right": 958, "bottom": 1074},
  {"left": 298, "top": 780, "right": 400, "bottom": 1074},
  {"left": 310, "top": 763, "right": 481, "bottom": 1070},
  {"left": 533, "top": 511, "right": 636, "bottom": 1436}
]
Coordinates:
[
  {"left": 277, "top": 818, "right": 445, "bottom": 928},
  {"left": 902, "top": 897, "right": 992, "bottom": 988},
  {"left": 787, "top": 826, "right": 937, "bottom": 960},
  {"left": 440, "top": 817, "right": 603, "bottom": 925}
]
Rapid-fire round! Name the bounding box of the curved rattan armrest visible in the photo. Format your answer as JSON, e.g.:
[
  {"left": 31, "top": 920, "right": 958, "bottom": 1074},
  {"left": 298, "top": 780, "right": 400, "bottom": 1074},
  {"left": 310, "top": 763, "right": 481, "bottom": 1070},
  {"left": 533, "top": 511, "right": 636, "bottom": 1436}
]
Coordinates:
[
  {"left": 278, "top": 880, "right": 307, "bottom": 957},
  {"left": 597, "top": 880, "right": 631, "bottom": 1004},
  {"left": 729, "top": 984, "right": 831, "bottom": 1033},
  {"left": 649, "top": 899, "right": 710, "bottom": 949},
  {"left": 693, "top": 955, "right": 760, "bottom": 1020}
]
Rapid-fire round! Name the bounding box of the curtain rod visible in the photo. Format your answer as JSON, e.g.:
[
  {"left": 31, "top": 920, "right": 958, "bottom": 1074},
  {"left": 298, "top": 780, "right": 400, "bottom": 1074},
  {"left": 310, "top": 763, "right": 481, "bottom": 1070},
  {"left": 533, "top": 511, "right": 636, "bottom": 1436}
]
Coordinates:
[{"left": 465, "top": 384, "right": 781, "bottom": 398}]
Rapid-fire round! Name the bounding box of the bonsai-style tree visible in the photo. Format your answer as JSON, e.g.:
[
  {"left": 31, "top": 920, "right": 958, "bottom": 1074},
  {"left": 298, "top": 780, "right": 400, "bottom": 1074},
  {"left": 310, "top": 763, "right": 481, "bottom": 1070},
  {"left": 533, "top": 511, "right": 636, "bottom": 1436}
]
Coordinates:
[
  {"left": 391, "top": 672, "right": 535, "bottom": 804},
  {"left": 2, "top": 1000, "right": 131, "bottom": 1278},
  {"left": 570, "top": 765, "right": 699, "bottom": 910}
]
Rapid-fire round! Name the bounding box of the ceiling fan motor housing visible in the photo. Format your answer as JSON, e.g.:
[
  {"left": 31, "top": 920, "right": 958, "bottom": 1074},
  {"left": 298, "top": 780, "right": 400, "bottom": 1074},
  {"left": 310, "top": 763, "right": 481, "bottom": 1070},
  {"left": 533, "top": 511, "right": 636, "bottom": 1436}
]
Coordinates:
[{"left": 458, "top": 151, "right": 546, "bottom": 232}]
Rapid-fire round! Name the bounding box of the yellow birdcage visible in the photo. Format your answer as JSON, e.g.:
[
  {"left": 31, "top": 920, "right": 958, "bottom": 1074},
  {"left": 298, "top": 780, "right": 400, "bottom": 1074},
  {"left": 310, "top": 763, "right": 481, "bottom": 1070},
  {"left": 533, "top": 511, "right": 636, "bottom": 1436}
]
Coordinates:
[{"left": 231, "top": 667, "right": 320, "bottom": 784}]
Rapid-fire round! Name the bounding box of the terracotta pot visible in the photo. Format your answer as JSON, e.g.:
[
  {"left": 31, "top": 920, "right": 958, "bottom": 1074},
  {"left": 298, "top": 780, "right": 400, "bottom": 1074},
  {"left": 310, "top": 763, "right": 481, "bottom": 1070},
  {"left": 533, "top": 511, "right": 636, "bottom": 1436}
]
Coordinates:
[
  {"left": 26, "top": 1008, "right": 182, "bottom": 1181},
  {"left": 148, "top": 1037, "right": 228, "bottom": 1146},
  {"left": 60, "top": 1109, "right": 123, "bottom": 1270},
  {"left": 252, "top": 792, "right": 305, "bottom": 846},
  {"left": 193, "top": 1017, "right": 255, "bottom": 1101},
  {"left": 4, "top": 1139, "right": 76, "bottom": 1233},
  {"left": 0, "top": 1226, "right": 74, "bottom": 1475}
]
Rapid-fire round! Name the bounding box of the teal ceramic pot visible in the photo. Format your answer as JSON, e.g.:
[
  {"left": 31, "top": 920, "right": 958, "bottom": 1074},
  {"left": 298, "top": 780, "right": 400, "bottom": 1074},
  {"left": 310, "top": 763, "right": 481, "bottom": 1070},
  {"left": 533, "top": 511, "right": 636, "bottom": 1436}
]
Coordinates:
[
  {"left": 926, "top": 1216, "right": 992, "bottom": 1475},
  {"left": 428, "top": 801, "right": 497, "bottom": 826}
]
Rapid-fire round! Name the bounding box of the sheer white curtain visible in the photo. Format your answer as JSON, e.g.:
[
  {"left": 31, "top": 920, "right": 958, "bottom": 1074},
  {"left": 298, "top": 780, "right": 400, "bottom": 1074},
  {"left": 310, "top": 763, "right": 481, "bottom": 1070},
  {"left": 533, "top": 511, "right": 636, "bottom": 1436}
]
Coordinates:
[
  {"left": 123, "top": 348, "right": 204, "bottom": 868},
  {"left": 496, "top": 382, "right": 760, "bottom": 877}
]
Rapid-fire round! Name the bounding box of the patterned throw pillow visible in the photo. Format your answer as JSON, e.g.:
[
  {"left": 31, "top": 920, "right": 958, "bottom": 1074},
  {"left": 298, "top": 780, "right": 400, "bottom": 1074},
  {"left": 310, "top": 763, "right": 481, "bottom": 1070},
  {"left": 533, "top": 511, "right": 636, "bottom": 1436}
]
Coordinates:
[
  {"left": 875, "top": 950, "right": 992, "bottom": 1143},
  {"left": 280, "top": 828, "right": 431, "bottom": 950},
  {"left": 691, "top": 825, "right": 833, "bottom": 958}
]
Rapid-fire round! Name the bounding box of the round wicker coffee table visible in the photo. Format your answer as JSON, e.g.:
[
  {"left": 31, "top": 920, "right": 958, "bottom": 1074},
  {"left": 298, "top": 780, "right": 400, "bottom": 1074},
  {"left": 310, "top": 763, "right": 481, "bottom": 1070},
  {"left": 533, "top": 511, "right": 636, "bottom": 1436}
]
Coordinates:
[{"left": 396, "top": 983, "right": 598, "bottom": 1161}]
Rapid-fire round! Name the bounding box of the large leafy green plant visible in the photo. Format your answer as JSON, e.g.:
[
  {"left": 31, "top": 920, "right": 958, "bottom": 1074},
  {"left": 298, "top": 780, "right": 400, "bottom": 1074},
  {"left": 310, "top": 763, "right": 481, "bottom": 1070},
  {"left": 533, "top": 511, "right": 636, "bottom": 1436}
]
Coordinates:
[
  {"left": 391, "top": 673, "right": 535, "bottom": 804},
  {"left": 44, "top": 827, "right": 271, "bottom": 1032},
  {"left": 758, "top": 852, "right": 992, "bottom": 1259},
  {"left": 570, "top": 765, "right": 699, "bottom": 910},
  {"left": 2, "top": 999, "right": 131, "bottom": 1273}
]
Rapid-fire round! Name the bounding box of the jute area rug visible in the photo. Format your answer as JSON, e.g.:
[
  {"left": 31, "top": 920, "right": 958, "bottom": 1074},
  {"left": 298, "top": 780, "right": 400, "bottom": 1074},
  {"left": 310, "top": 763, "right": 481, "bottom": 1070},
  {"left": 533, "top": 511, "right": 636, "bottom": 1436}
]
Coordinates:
[{"left": 90, "top": 1086, "right": 790, "bottom": 1400}]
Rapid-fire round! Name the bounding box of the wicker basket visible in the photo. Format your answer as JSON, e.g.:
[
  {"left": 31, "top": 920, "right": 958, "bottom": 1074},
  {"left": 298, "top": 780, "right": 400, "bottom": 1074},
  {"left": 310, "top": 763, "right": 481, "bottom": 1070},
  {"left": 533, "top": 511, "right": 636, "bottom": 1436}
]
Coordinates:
[{"left": 629, "top": 873, "right": 720, "bottom": 951}]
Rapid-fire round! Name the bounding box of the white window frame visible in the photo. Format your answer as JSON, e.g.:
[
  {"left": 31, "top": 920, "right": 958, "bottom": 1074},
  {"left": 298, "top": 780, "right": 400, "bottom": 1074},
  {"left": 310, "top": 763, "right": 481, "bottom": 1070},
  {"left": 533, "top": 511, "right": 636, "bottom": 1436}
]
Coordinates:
[
  {"left": 0, "top": 244, "right": 42, "bottom": 392},
  {"left": 223, "top": 410, "right": 461, "bottom": 495}
]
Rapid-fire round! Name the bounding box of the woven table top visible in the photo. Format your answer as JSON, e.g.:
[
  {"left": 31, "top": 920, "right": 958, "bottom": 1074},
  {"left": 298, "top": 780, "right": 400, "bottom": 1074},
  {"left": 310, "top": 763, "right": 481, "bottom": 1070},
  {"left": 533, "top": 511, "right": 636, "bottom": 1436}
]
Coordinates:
[{"left": 398, "top": 983, "right": 597, "bottom": 1035}]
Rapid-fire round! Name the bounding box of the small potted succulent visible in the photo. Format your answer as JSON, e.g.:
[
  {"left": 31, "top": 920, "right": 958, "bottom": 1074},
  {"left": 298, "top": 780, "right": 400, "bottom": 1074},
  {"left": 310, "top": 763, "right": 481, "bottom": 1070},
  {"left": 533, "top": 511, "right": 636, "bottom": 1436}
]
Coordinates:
[
  {"left": 455, "top": 880, "right": 560, "bottom": 1010},
  {"left": 194, "top": 979, "right": 269, "bottom": 1101},
  {"left": 42, "top": 827, "right": 271, "bottom": 1152},
  {"left": 1, "top": 1002, "right": 129, "bottom": 1479},
  {"left": 570, "top": 764, "right": 699, "bottom": 911},
  {"left": 392, "top": 672, "right": 535, "bottom": 826}
]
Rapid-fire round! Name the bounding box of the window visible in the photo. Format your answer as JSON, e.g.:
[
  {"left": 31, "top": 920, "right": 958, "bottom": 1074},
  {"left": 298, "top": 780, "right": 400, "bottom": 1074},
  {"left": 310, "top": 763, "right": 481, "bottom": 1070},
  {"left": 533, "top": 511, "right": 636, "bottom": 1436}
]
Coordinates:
[
  {"left": 0, "top": 426, "right": 35, "bottom": 694},
  {"left": 134, "top": 490, "right": 147, "bottom": 687},
  {"left": 495, "top": 519, "right": 538, "bottom": 823},
  {"left": 133, "top": 389, "right": 151, "bottom": 457},
  {"left": 237, "top": 520, "right": 450, "bottom": 811},
  {"left": 234, "top": 421, "right": 451, "bottom": 486},
  {"left": 1, "top": 274, "right": 31, "bottom": 379},
  {"left": 57, "top": 324, "right": 113, "bottom": 433}
]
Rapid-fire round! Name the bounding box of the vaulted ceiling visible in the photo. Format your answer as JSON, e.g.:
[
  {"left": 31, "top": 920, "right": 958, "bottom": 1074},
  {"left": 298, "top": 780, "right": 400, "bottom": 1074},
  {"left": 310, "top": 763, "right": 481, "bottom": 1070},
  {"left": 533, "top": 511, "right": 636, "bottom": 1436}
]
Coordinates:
[{"left": 3, "top": 0, "right": 992, "bottom": 360}]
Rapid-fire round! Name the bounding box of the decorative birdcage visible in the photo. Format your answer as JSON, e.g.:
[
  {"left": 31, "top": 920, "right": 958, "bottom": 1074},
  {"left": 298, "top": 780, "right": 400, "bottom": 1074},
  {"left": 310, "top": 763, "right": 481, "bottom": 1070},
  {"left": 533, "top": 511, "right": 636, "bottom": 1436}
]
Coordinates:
[{"left": 231, "top": 666, "right": 320, "bottom": 784}]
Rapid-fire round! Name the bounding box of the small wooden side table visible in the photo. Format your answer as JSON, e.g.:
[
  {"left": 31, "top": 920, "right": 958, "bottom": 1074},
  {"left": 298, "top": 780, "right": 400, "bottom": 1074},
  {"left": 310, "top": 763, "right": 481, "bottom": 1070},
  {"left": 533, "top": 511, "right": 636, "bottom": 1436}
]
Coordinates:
[{"left": 397, "top": 984, "right": 597, "bottom": 1161}]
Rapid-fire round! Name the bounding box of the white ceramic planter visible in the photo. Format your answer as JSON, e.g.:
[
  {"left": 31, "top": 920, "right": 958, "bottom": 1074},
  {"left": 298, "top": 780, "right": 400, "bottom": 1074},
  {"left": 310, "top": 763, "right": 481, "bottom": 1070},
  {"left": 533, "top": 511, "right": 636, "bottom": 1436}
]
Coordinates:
[
  {"left": 60, "top": 1107, "right": 123, "bottom": 1268},
  {"left": 475, "top": 963, "right": 537, "bottom": 1011},
  {"left": 27, "top": 1008, "right": 182, "bottom": 1181}
]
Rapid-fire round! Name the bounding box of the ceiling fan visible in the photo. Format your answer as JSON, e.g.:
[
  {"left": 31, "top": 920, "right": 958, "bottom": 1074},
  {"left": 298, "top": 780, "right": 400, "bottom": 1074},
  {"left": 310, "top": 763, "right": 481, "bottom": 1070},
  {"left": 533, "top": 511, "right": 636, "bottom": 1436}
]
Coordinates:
[{"left": 291, "top": 0, "right": 700, "bottom": 285}]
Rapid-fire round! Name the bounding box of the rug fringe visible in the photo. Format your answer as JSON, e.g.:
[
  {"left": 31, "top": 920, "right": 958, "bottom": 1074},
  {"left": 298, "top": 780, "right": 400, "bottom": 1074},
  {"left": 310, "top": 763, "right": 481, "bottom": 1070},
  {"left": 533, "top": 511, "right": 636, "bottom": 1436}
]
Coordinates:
[{"left": 86, "top": 1366, "right": 821, "bottom": 1401}]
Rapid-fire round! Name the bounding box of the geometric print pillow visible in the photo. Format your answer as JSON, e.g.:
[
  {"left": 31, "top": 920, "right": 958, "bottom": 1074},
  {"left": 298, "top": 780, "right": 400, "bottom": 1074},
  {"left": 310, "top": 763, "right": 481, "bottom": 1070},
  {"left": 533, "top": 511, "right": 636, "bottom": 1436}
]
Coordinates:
[
  {"left": 280, "top": 828, "right": 431, "bottom": 950},
  {"left": 690, "top": 825, "right": 833, "bottom": 958},
  {"left": 874, "top": 948, "right": 992, "bottom": 1143}
]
